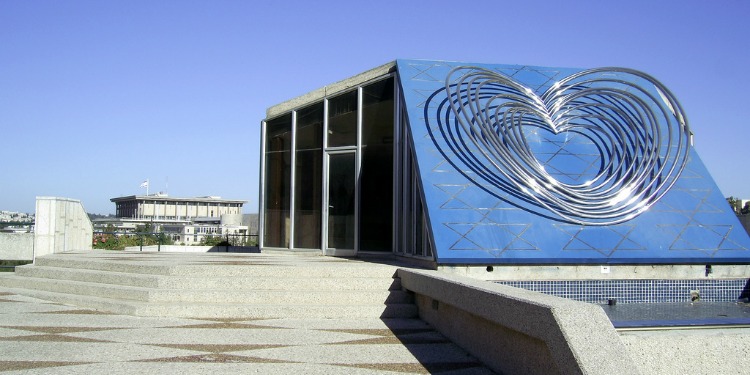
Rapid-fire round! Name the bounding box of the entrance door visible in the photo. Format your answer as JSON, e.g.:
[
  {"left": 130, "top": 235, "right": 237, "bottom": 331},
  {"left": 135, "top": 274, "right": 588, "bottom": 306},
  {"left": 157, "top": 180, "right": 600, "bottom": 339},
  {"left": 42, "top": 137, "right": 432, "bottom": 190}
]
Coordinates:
[{"left": 324, "top": 151, "right": 357, "bottom": 256}]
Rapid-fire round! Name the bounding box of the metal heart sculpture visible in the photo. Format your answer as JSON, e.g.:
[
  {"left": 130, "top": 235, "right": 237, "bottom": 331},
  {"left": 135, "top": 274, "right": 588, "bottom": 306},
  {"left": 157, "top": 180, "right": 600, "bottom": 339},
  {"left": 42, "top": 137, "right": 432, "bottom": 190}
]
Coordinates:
[{"left": 429, "top": 66, "right": 691, "bottom": 225}]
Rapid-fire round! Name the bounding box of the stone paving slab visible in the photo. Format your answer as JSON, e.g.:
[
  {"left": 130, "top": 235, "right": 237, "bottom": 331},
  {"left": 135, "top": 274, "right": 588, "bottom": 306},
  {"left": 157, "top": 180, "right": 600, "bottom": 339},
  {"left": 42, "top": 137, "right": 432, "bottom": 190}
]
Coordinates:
[
  {"left": 66, "top": 328, "right": 380, "bottom": 345},
  {"left": 0, "top": 289, "right": 494, "bottom": 374},
  {"left": 236, "top": 343, "right": 480, "bottom": 365}
]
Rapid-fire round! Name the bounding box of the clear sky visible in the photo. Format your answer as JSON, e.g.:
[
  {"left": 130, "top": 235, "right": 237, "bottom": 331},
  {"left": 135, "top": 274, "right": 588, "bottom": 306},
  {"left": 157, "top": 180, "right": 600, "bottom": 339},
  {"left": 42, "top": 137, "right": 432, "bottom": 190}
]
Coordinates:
[{"left": 1, "top": 0, "right": 749, "bottom": 214}]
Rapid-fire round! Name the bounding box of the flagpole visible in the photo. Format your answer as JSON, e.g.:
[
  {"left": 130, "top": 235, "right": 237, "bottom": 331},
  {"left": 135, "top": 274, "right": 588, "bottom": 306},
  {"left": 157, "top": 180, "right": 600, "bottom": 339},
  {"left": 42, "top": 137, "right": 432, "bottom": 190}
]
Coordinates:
[{"left": 140, "top": 179, "right": 150, "bottom": 196}]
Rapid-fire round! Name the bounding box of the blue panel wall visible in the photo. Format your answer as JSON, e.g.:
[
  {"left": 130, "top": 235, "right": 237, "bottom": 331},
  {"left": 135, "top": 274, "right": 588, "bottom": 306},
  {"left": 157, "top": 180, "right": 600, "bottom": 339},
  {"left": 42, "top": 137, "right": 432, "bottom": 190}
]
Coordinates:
[{"left": 397, "top": 59, "right": 750, "bottom": 264}]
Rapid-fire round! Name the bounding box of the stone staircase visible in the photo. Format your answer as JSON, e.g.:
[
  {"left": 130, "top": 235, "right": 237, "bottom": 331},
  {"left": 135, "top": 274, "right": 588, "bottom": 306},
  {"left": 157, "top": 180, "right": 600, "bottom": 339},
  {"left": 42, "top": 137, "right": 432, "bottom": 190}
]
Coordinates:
[{"left": 0, "top": 250, "right": 419, "bottom": 319}]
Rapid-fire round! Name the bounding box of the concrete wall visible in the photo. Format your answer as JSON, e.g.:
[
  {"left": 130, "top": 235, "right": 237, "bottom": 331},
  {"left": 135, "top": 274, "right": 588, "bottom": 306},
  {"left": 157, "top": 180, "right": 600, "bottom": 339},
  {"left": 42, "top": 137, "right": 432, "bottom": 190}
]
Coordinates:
[
  {"left": 0, "top": 233, "right": 34, "bottom": 260},
  {"left": 124, "top": 245, "right": 258, "bottom": 253},
  {"left": 34, "top": 197, "right": 93, "bottom": 260},
  {"left": 398, "top": 268, "right": 640, "bottom": 375},
  {"left": 439, "top": 264, "right": 750, "bottom": 281}
]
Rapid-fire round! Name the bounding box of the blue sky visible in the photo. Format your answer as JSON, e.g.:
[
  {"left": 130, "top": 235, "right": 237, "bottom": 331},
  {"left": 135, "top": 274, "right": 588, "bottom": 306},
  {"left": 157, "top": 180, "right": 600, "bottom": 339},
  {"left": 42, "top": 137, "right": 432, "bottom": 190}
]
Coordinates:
[{"left": 1, "top": 0, "right": 749, "bottom": 214}]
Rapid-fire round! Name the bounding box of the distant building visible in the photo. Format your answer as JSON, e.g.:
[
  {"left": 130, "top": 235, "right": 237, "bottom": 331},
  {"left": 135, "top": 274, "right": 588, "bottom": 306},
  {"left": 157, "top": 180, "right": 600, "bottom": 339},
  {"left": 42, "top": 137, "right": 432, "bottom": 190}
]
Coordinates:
[
  {"left": 95, "top": 194, "right": 253, "bottom": 244},
  {"left": 0, "top": 210, "right": 34, "bottom": 233},
  {"left": 726, "top": 198, "right": 750, "bottom": 237},
  {"left": 111, "top": 194, "right": 244, "bottom": 220}
]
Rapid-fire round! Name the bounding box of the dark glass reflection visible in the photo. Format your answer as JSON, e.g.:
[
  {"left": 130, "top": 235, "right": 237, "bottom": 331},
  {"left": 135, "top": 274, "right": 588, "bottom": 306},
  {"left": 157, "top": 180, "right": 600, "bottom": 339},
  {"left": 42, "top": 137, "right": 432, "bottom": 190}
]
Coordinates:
[
  {"left": 263, "top": 114, "right": 292, "bottom": 248},
  {"left": 360, "top": 77, "right": 394, "bottom": 251},
  {"left": 327, "top": 153, "right": 356, "bottom": 249},
  {"left": 294, "top": 104, "right": 323, "bottom": 249},
  {"left": 327, "top": 90, "right": 358, "bottom": 147}
]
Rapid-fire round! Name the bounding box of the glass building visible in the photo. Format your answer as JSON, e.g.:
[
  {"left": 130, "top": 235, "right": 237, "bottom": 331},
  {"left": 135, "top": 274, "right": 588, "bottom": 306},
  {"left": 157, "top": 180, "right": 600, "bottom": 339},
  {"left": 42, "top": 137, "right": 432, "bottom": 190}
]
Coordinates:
[
  {"left": 259, "top": 59, "right": 750, "bottom": 266},
  {"left": 260, "top": 64, "right": 429, "bottom": 259}
]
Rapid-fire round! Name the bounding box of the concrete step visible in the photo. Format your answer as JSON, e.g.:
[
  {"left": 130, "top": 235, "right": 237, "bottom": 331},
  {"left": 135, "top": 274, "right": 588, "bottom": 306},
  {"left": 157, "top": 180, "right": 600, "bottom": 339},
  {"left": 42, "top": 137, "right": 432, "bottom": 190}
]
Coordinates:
[
  {"left": 33, "top": 255, "right": 401, "bottom": 278},
  {"left": 0, "top": 274, "right": 151, "bottom": 302},
  {"left": 32, "top": 256, "right": 174, "bottom": 275},
  {"left": 0, "top": 284, "right": 419, "bottom": 319},
  {"left": 3, "top": 251, "right": 421, "bottom": 319},
  {"left": 15, "top": 265, "right": 162, "bottom": 288},
  {"left": 0, "top": 274, "right": 413, "bottom": 304},
  {"left": 147, "top": 289, "right": 413, "bottom": 304},
  {"left": 15, "top": 265, "right": 403, "bottom": 291},
  {"left": 156, "top": 276, "right": 404, "bottom": 291}
]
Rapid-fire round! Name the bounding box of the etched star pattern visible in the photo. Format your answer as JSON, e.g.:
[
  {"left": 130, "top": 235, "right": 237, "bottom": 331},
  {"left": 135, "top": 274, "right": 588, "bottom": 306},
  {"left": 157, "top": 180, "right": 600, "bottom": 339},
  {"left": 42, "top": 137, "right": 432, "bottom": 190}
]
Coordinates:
[{"left": 400, "top": 60, "right": 749, "bottom": 260}]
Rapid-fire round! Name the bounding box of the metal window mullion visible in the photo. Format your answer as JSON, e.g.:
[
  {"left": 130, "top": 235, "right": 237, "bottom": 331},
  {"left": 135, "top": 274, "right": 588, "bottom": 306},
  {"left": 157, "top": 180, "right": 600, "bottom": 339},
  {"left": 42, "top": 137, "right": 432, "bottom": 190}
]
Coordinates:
[
  {"left": 258, "top": 120, "right": 268, "bottom": 249},
  {"left": 321, "top": 98, "right": 329, "bottom": 251},
  {"left": 392, "top": 80, "right": 402, "bottom": 254},
  {"left": 400, "top": 120, "right": 407, "bottom": 253},
  {"left": 409, "top": 155, "right": 419, "bottom": 255},
  {"left": 403, "top": 124, "right": 411, "bottom": 255},
  {"left": 289, "top": 110, "right": 297, "bottom": 250},
  {"left": 409, "top": 127, "right": 415, "bottom": 255},
  {"left": 421, "top": 214, "right": 427, "bottom": 257},
  {"left": 355, "top": 86, "right": 362, "bottom": 253}
]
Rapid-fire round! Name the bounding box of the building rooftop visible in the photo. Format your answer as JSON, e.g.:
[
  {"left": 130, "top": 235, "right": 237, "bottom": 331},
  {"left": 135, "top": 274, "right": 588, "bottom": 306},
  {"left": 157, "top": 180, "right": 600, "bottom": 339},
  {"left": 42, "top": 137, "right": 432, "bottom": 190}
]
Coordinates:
[{"left": 111, "top": 195, "right": 246, "bottom": 204}]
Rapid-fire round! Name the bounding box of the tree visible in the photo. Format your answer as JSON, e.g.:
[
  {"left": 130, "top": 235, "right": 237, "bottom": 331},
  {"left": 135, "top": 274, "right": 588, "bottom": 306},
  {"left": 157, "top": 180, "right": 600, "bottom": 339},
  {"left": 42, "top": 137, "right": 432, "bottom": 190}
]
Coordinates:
[
  {"left": 727, "top": 196, "right": 741, "bottom": 214},
  {"left": 93, "top": 222, "right": 174, "bottom": 250}
]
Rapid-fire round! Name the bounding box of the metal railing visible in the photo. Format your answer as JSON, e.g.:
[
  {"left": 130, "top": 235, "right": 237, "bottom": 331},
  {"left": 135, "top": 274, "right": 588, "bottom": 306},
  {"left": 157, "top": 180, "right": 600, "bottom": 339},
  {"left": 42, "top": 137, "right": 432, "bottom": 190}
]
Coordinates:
[{"left": 92, "top": 232, "right": 259, "bottom": 251}]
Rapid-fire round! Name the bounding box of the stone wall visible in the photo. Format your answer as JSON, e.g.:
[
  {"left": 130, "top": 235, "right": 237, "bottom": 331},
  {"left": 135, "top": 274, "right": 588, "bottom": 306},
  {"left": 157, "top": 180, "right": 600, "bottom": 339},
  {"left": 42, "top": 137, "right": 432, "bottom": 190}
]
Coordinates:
[
  {"left": 33, "top": 197, "right": 93, "bottom": 260},
  {"left": 0, "top": 233, "right": 34, "bottom": 260}
]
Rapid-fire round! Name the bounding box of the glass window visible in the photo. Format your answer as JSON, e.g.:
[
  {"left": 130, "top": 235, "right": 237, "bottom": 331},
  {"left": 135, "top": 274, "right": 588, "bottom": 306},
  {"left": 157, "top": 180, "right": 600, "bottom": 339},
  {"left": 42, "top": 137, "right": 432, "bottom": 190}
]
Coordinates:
[
  {"left": 327, "top": 90, "right": 358, "bottom": 147},
  {"left": 360, "top": 77, "right": 394, "bottom": 251},
  {"left": 404, "top": 153, "right": 414, "bottom": 255},
  {"left": 263, "top": 113, "right": 292, "bottom": 248},
  {"left": 415, "top": 185, "right": 423, "bottom": 255},
  {"left": 327, "top": 152, "right": 356, "bottom": 249},
  {"left": 294, "top": 103, "right": 323, "bottom": 249}
]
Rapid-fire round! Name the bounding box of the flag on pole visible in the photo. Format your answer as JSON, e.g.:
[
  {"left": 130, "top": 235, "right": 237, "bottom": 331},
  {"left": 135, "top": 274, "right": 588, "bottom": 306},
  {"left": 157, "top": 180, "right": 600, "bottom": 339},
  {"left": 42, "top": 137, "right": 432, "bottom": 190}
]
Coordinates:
[{"left": 140, "top": 179, "right": 150, "bottom": 196}]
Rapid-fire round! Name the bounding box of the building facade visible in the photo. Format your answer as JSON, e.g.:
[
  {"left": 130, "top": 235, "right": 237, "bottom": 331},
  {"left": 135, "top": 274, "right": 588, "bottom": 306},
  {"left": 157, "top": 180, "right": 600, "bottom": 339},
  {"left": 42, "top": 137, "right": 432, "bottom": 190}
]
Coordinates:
[
  {"left": 259, "top": 59, "right": 750, "bottom": 268},
  {"left": 99, "top": 195, "right": 251, "bottom": 244},
  {"left": 111, "top": 194, "right": 244, "bottom": 220}
]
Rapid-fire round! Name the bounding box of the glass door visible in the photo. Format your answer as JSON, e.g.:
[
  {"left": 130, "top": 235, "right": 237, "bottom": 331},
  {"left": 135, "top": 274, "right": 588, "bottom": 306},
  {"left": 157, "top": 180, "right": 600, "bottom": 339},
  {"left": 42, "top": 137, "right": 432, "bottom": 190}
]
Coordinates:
[{"left": 324, "top": 151, "right": 357, "bottom": 256}]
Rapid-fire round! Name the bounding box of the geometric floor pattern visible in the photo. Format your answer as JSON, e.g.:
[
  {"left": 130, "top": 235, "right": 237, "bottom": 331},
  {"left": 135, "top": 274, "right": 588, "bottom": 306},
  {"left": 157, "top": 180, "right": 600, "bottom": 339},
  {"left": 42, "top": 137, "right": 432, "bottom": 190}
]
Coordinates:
[{"left": 0, "top": 291, "right": 493, "bottom": 374}]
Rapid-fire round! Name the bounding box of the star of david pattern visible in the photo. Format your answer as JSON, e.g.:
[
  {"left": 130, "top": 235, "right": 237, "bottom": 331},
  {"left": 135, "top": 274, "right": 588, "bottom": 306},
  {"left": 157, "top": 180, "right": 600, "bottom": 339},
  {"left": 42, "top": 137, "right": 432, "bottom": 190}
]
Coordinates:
[{"left": 397, "top": 59, "right": 750, "bottom": 263}]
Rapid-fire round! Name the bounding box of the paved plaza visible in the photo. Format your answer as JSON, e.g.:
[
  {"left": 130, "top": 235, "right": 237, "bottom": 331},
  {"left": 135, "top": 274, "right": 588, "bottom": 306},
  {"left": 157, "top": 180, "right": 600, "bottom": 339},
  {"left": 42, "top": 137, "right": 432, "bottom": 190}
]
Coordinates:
[{"left": 0, "top": 290, "right": 494, "bottom": 374}]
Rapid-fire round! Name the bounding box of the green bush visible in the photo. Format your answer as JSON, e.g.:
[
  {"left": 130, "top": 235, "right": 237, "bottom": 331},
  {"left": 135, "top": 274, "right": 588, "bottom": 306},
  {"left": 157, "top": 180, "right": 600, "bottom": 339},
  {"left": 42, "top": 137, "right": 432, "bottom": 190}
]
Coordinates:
[{"left": 92, "top": 232, "right": 173, "bottom": 250}]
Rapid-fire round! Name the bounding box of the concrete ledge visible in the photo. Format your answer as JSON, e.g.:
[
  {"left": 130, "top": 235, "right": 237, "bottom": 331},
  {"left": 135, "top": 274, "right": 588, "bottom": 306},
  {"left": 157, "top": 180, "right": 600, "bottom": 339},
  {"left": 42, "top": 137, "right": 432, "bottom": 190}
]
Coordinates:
[
  {"left": 0, "top": 233, "right": 33, "bottom": 260},
  {"left": 398, "top": 268, "right": 640, "bottom": 375}
]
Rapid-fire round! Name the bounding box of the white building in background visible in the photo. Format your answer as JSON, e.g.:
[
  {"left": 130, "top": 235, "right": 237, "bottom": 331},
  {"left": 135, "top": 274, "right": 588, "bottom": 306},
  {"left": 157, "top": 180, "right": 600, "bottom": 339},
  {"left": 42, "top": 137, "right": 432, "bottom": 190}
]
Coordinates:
[
  {"left": 94, "top": 194, "right": 255, "bottom": 244},
  {"left": 0, "top": 211, "right": 35, "bottom": 233},
  {"left": 111, "top": 194, "right": 244, "bottom": 220}
]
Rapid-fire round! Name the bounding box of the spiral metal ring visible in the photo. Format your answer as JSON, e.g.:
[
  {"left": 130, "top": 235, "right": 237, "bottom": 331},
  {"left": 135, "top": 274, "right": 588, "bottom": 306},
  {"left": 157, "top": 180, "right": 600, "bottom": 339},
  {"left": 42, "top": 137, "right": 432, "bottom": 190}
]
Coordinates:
[{"left": 433, "top": 66, "right": 691, "bottom": 225}]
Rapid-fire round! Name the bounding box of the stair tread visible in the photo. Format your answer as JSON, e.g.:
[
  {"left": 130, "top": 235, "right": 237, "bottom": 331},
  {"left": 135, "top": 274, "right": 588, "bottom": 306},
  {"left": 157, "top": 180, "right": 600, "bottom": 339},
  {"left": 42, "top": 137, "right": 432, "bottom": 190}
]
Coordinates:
[
  {"left": 1, "top": 274, "right": 404, "bottom": 293},
  {"left": 2, "top": 251, "right": 419, "bottom": 318}
]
